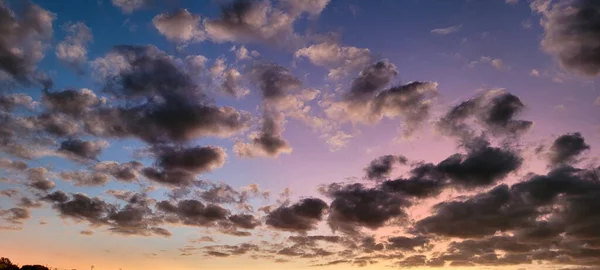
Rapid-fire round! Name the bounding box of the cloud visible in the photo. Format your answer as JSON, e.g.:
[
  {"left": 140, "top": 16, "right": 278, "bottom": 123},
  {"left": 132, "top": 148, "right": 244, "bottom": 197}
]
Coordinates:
[
  {"left": 92, "top": 161, "right": 142, "bottom": 182},
  {"left": 431, "top": 24, "right": 462, "bottom": 35},
  {"left": 59, "top": 171, "right": 110, "bottom": 187},
  {"left": 27, "top": 167, "right": 56, "bottom": 191},
  {"left": 220, "top": 68, "right": 250, "bottom": 98},
  {"left": 536, "top": 0, "right": 600, "bottom": 75},
  {"left": 231, "top": 45, "right": 258, "bottom": 61},
  {"left": 324, "top": 62, "right": 438, "bottom": 137},
  {"left": 266, "top": 198, "right": 328, "bottom": 233},
  {"left": 234, "top": 112, "right": 292, "bottom": 158},
  {"left": 152, "top": 9, "right": 205, "bottom": 44},
  {"left": 437, "top": 90, "right": 533, "bottom": 140},
  {"left": 0, "top": 1, "right": 55, "bottom": 86},
  {"left": 364, "top": 155, "right": 407, "bottom": 181},
  {"left": 88, "top": 45, "right": 252, "bottom": 144},
  {"left": 0, "top": 207, "right": 30, "bottom": 225},
  {"left": 55, "top": 193, "right": 113, "bottom": 225},
  {"left": 234, "top": 63, "right": 302, "bottom": 158},
  {"left": 204, "top": 0, "right": 330, "bottom": 47},
  {"left": 55, "top": 22, "right": 93, "bottom": 72},
  {"left": 42, "top": 88, "right": 103, "bottom": 118},
  {"left": 58, "top": 139, "right": 108, "bottom": 163},
  {"left": 413, "top": 185, "right": 536, "bottom": 238},
  {"left": 142, "top": 146, "right": 226, "bottom": 187},
  {"left": 387, "top": 235, "right": 431, "bottom": 251},
  {"left": 0, "top": 93, "right": 34, "bottom": 112},
  {"left": 0, "top": 158, "right": 28, "bottom": 171},
  {"left": 294, "top": 42, "right": 372, "bottom": 80},
  {"left": 324, "top": 183, "right": 411, "bottom": 235},
  {"left": 546, "top": 132, "right": 590, "bottom": 166},
  {"left": 157, "top": 199, "right": 229, "bottom": 227},
  {"left": 111, "top": 0, "right": 150, "bottom": 13},
  {"left": 469, "top": 56, "right": 509, "bottom": 70}
]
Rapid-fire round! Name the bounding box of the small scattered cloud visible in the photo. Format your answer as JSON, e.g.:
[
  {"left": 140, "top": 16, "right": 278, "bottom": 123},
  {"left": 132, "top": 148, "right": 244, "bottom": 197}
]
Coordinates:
[{"left": 431, "top": 24, "right": 462, "bottom": 35}]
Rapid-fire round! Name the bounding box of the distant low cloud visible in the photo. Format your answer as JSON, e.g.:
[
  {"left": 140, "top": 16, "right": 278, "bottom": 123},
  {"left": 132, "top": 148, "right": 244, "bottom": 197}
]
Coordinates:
[{"left": 431, "top": 24, "right": 462, "bottom": 35}]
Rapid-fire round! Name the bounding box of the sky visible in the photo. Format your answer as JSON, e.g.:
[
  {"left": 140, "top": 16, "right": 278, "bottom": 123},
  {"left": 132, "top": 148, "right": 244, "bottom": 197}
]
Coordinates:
[{"left": 1, "top": 0, "right": 600, "bottom": 269}]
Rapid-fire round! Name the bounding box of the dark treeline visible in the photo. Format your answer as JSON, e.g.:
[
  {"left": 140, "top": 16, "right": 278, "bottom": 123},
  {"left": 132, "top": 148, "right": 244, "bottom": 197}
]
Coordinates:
[{"left": 1, "top": 258, "right": 51, "bottom": 270}]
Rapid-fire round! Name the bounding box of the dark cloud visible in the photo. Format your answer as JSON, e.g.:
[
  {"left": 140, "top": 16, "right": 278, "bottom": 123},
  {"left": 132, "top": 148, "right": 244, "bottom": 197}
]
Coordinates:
[
  {"left": 547, "top": 132, "right": 590, "bottom": 166},
  {"left": 382, "top": 163, "right": 447, "bottom": 198},
  {"left": 435, "top": 138, "right": 523, "bottom": 188},
  {"left": 438, "top": 91, "right": 532, "bottom": 140},
  {"left": 42, "top": 191, "right": 69, "bottom": 203},
  {"left": 538, "top": 0, "right": 600, "bottom": 75},
  {"left": 266, "top": 198, "right": 328, "bottom": 233},
  {"left": 58, "top": 139, "right": 107, "bottom": 162},
  {"left": 48, "top": 191, "right": 168, "bottom": 237},
  {"left": 364, "top": 155, "right": 407, "bottom": 180},
  {"left": 154, "top": 145, "right": 226, "bottom": 174},
  {"left": 55, "top": 193, "right": 114, "bottom": 225},
  {"left": 386, "top": 236, "right": 430, "bottom": 251},
  {"left": 142, "top": 146, "right": 226, "bottom": 187},
  {"left": 228, "top": 214, "right": 260, "bottom": 230},
  {"left": 325, "top": 183, "right": 411, "bottom": 234},
  {"left": 42, "top": 88, "right": 102, "bottom": 118},
  {"left": 382, "top": 138, "right": 521, "bottom": 196},
  {"left": 346, "top": 61, "right": 398, "bottom": 101},
  {"left": 157, "top": 199, "right": 229, "bottom": 227},
  {"left": 0, "top": 1, "right": 54, "bottom": 85},
  {"left": 88, "top": 45, "right": 251, "bottom": 144},
  {"left": 413, "top": 185, "right": 537, "bottom": 238},
  {"left": 31, "top": 112, "right": 80, "bottom": 137}
]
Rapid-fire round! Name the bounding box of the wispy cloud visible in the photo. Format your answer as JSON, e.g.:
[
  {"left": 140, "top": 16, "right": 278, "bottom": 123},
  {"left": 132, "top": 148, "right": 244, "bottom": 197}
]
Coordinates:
[{"left": 430, "top": 24, "right": 462, "bottom": 35}]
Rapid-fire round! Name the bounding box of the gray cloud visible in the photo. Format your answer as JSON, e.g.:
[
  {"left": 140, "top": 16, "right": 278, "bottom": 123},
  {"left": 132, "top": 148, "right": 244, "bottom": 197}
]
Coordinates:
[
  {"left": 58, "top": 139, "right": 107, "bottom": 162},
  {"left": 152, "top": 9, "right": 204, "bottom": 44},
  {"left": 55, "top": 22, "right": 93, "bottom": 72},
  {"left": 364, "top": 155, "right": 407, "bottom": 181},
  {"left": 325, "top": 183, "right": 411, "bottom": 235},
  {"left": 546, "top": 132, "right": 590, "bottom": 166},
  {"left": 266, "top": 198, "right": 328, "bottom": 233},
  {"left": 0, "top": 1, "right": 54, "bottom": 86},
  {"left": 438, "top": 90, "right": 533, "bottom": 140},
  {"left": 537, "top": 0, "right": 600, "bottom": 75}
]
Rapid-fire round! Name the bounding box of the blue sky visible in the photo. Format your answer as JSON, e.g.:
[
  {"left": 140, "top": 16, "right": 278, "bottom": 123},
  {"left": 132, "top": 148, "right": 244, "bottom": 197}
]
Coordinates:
[{"left": 2, "top": 0, "right": 600, "bottom": 269}]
